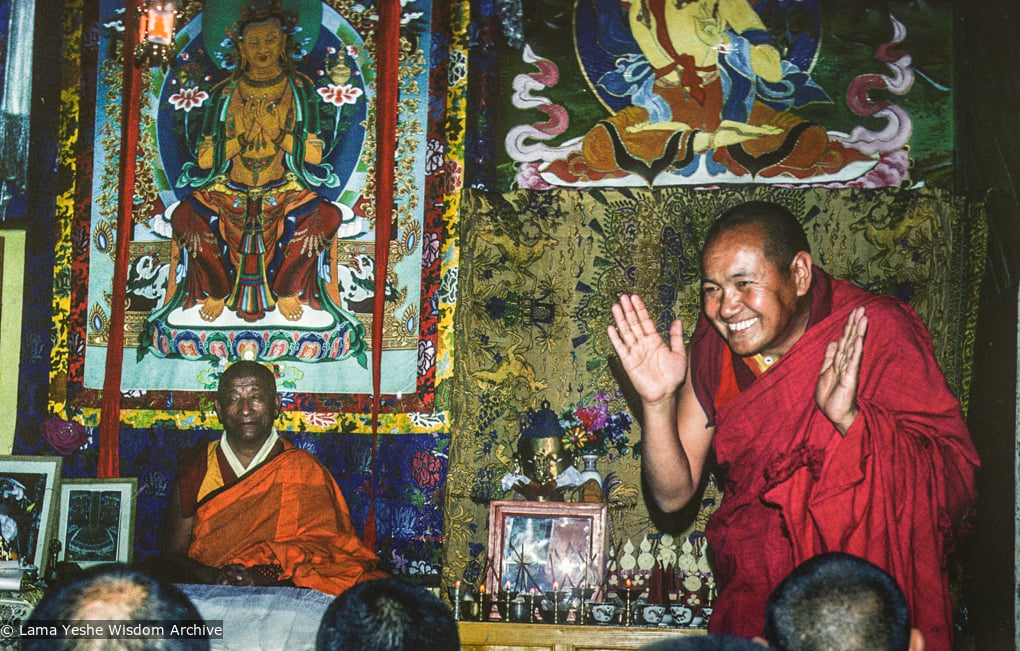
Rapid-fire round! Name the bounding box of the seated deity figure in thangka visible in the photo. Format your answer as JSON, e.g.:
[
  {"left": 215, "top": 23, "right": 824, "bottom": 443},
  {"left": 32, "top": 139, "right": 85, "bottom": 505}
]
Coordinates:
[{"left": 143, "top": 0, "right": 374, "bottom": 364}]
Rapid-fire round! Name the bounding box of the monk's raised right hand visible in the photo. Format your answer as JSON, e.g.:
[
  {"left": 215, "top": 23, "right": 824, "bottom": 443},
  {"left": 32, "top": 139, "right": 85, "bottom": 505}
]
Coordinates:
[{"left": 607, "top": 294, "right": 687, "bottom": 405}]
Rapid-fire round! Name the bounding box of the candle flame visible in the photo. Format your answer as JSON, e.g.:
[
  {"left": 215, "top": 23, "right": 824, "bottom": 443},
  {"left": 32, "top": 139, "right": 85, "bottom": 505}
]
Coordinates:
[
  {"left": 553, "top": 581, "right": 558, "bottom": 591},
  {"left": 626, "top": 578, "right": 631, "bottom": 587},
  {"left": 455, "top": 580, "right": 461, "bottom": 587}
]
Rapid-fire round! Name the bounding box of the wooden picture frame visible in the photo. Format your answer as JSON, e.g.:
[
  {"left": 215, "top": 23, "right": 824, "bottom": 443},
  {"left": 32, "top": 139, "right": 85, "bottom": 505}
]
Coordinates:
[
  {"left": 486, "top": 500, "right": 608, "bottom": 596},
  {"left": 0, "top": 456, "right": 61, "bottom": 573},
  {"left": 56, "top": 478, "right": 137, "bottom": 567}
]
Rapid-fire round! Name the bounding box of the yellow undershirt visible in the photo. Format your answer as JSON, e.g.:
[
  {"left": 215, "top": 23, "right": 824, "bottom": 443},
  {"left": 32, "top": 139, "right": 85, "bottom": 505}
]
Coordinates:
[{"left": 750, "top": 353, "right": 778, "bottom": 374}]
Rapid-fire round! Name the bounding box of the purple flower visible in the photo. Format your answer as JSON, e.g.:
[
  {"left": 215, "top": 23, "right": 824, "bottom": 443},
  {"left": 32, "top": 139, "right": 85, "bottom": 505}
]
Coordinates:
[
  {"left": 40, "top": 417, "right": 88, "bottom": 455},
  {"left": 559, "top": 392, "right": 635, "bottom": 458}
]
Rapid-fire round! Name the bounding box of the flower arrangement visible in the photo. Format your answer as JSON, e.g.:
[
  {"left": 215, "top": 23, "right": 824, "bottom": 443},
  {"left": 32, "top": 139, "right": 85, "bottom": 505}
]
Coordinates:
[
  {"left": 559, "top": 390, "right": 634, "bottom": 460},
  {"left": 39, "top": 417, "right": 89, "bottom": 456}
]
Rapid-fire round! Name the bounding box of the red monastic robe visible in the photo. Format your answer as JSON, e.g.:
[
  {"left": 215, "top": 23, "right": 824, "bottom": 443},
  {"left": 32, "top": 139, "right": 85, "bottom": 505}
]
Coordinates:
[{"left": 689, "top": 269, "right": 979, "bottom": 651}]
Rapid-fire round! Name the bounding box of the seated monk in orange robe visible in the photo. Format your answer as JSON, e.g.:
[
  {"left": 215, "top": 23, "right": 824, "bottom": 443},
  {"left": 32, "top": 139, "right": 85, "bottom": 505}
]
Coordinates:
[{"left": 155, "top": 360, "right": 386, "bottom": 595}]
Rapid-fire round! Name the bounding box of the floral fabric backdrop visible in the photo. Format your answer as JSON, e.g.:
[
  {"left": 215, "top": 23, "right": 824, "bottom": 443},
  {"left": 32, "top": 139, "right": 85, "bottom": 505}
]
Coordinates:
[{"left": 441, "top": 186, "right": 986, "bottom": 592}]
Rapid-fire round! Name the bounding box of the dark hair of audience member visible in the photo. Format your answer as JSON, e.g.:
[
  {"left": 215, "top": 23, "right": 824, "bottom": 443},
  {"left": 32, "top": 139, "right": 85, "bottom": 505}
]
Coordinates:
[
  {"left": 22, "top": 563, "right": 210, "bottom": 651},
  {"left": 765, "top": 552, "right": 913, "bottom": 651},
  {"left": 315, "top": 577, "right": 459, "bottom": 651},
  {"left": 641, "top": 633, "right": 767, "bottom": 650}
]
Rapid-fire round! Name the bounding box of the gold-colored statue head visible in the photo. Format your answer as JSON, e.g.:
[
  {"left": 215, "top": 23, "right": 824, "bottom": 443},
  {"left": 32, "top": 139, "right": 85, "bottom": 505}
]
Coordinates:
[{"left": 517, "top": 436, "right": 569, "bottom": 485}]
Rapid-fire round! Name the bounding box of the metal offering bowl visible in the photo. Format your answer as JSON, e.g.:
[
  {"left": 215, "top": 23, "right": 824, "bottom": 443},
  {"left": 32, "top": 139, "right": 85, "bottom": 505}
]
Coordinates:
[
  {"left": 537, "top": 602, "right": 572, "bottom": 624},
  {"left": 508, "top": 599, "right": 530, "bottom": 623},
  {"left": 638, "top": 604, "right": 666, "bottom": 626},
  {"left": 508, "top": 593, "right": 539, "bottom": 623},
  {"left": 571, "top": 585, "right": 597, "bottom": 602},
  {"left": 669, "top": 604, "right": 694, "bottom": 627},
  {"left": 586, "top": 601, "right": 619, "bottom": 625},
  {"left": 540, "top": 590, "right": 572, "bottom": 610},
  {"left": 537, "top": 590, "right": 572, "bottom": 623}
]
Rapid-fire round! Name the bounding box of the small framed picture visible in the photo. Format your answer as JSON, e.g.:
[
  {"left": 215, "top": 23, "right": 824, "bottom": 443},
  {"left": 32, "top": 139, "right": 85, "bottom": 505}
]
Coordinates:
[
  {"left": 56, "top": 478, "right": 137, "bottom": 567},
  {"left": 0, "top": 456, "right": 61, "bottom": 573},
  {"left": 486, "top": 500, "right": 608, "bottom": 596}
]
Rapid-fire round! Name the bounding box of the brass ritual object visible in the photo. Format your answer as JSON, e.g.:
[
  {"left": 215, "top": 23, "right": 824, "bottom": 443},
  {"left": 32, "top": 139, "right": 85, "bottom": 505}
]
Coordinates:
[
  {"left": 517, "top": 436, "right": 570, "bottom": 487},
  {"left": 512, "top": 400, "right": 572, "bottom": 501}
]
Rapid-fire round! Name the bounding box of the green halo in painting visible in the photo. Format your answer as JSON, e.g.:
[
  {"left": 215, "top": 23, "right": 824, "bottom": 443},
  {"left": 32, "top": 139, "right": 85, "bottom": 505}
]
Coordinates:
[{"left": 201, "top": 0, "right": 323, "bottom": 71}]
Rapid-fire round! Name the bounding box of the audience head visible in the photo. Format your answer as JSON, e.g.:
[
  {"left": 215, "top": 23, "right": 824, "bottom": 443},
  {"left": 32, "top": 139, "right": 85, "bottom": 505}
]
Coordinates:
[
  {"left": 765, "top": 552, "right": 924, "bottom": 651},
  {"left": 316, "top": 578, "right": 458, "bottom": 651},
  {"left": 23, "top": 563, "right": 210, "bottom": 650},
  {"left": 641, "top": 633, "right": 766, "bottom": 650}
]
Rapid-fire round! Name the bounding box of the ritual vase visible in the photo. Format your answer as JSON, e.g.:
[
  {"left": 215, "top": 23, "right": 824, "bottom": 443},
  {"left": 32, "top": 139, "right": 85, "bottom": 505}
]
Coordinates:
[{"left": 577, "top": 454, "right": 603, "bottom": 502}]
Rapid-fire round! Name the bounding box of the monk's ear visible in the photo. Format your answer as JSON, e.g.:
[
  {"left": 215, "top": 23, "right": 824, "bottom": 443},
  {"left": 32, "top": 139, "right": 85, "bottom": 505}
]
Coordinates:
[
  {"left": 273, "top": 394, "right": 283, "bottom": 420},
  {"left": 789, "top": 251, "right": 813, "bottom": 297}
]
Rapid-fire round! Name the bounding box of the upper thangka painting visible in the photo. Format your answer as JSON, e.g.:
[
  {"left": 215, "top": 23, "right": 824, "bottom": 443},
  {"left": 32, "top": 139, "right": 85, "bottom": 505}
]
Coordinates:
[
  {"left": 54, "top": 0, "right": 467, "bottom": 431},
  {"left": 477, "top": 0, "right": 952, "bottom": 191}
]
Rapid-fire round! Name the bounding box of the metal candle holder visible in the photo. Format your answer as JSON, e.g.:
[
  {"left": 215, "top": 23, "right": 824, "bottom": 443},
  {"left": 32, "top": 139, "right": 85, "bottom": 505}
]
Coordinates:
[
  {"left": 477, "top": 588, "right": 492, "bottom": 621},
  {"left": 449, "top": 582, "right": 462, "bottom": 621},
  {"left": 617, "top": 585, "right": 644, "bottom": 627},
  {"left": 542, "top": 590, "right": 570, "bottom": 624},
  {"left": 497, "top": 589, "right": 517, "bottom": 621},
  {"left": 572, "top": 585, "right": 595, "bottom": 625}
]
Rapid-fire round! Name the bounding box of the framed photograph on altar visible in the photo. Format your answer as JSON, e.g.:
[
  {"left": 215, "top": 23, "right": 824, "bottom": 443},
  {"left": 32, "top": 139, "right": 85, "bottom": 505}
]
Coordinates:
[
  {"left": 486, "top": 500, "right": 607, "bottom": 595},
  {"left": 56, "top": 478, "right": 137, "bottom": 567},
  {"left": 0, "top": 456, "right": 61, "bottom": 573}
]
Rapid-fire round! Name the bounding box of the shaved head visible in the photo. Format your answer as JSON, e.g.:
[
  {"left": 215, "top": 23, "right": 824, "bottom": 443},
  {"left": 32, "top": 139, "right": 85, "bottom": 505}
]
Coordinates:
[{"left": 216, "top": 361, "right": 277, "bottom": 403}]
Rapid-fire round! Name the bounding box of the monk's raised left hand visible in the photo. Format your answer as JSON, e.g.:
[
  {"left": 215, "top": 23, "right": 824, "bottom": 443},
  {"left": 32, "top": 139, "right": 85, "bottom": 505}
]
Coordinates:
[{"left": 815, "top": 306, "right": 868, "bottom": 435}]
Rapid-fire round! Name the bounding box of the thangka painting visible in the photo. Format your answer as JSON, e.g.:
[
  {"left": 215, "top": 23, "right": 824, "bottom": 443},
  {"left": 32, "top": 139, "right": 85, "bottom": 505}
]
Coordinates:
[
  {"left": 485, "top": 0, "right": 952, "bottom": 190},
  {"left": 51, "top": 0, "right": 467, "bottom": 430}
]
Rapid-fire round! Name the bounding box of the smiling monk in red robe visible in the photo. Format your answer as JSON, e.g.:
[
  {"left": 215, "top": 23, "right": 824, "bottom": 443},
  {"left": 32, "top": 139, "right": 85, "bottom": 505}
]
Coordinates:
[{"left": 608, "top": 201, "right": 978, "bottom": 651}]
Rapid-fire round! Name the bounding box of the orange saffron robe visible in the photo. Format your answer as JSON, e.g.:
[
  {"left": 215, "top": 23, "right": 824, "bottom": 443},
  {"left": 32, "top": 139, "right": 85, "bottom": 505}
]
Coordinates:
[{"left": 185, "top": 440, "right": 387, "bottom": 595}]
